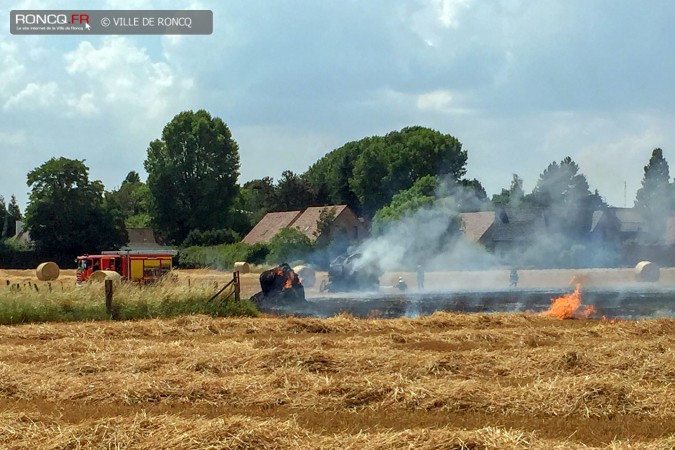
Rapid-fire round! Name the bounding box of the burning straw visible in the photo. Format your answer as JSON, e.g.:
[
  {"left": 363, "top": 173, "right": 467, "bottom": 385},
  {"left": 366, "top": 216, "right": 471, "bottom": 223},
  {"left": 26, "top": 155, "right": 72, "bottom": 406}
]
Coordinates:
[{"left": 542, "top": 284, "right": 597, "bottom": 319}]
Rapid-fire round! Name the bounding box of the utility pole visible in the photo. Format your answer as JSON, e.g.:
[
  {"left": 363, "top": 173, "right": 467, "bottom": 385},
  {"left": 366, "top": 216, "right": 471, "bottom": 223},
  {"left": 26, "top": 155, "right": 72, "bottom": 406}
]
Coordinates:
[{"left": 624, "top": 181, "right": 627, "bottom": 208}]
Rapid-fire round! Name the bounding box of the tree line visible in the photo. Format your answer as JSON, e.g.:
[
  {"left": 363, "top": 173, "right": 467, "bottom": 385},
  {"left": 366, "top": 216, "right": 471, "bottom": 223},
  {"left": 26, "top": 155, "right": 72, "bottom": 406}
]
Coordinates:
[{"left": 1, "top": 108, "right": 673, "bottom": 261}]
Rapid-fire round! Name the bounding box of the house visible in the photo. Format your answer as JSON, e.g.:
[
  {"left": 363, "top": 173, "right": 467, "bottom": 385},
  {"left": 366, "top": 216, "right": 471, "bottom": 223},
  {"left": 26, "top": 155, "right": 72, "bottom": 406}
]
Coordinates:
[
  {"left": 460, "top": 208, "right": 547, "bottom": 256},
  {"left": 121, "top": 227, "right": 167, "bottom": 250},
  {"left": 590, "top": 208, "right": 647, "bottom": 243},
  {"left": 10, "top": 220, "right": 31, "bottom": 245},
  {"left": 242, "top": 205, "right": 368, "bottom": 245},
  {"left": 241, "top": 211, "right": 302, "bottom": 245}
]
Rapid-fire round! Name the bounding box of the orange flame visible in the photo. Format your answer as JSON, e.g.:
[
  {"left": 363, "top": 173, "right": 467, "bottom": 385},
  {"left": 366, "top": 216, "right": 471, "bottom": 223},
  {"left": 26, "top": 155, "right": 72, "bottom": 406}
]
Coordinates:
[
  {"left": 284, "top": 271, "right": 295, "bottom": 290},
  {"left": 543, "top": 285, "right": 596, "bottom": 319}
]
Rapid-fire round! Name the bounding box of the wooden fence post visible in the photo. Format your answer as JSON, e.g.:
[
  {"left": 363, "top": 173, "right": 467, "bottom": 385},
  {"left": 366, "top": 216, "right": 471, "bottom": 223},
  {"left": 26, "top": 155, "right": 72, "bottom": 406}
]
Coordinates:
[
  {"left": 105, "top": 279, "right": 113, "bottom": 317},
  {"left": 234, "top": 271, "right": 240, "bottom": 302}
]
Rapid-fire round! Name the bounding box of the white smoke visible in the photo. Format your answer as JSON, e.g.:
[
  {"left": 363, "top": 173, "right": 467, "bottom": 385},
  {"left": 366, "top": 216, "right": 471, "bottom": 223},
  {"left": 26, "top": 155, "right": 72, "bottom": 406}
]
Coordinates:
[{"left": 351, "top": 179, "right": 499, "bottom": 285}]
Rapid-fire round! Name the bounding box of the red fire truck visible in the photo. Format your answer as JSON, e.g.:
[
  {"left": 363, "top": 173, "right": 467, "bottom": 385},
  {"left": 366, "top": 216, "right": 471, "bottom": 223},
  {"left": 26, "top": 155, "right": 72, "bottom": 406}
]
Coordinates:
[{"left": 76, "top": 250, "right": 177, "bottom": 285}]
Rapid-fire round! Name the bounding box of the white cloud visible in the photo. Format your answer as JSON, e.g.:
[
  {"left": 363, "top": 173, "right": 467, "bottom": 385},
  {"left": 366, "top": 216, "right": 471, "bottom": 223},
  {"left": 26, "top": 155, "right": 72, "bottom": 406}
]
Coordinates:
[
  {"left": 63, "top": 37, "right": 193, "bottom": 119},
  {"left": 407, "top": 0, "right": 472, "bottom": 47},
  {"left": 0, "top": 41, "right": 26, "bottom": 98},
  {"left": 434, "top": 0, "right": 471, "bottom": 28},
  {"left": 417, "top": 90, "right": 454, "bottom": 111},
  {"left": 4, "top": 81, "right": 59, "bottom": 110},
  {"left": 66, "top": 92, "right": 98, "bottom": 116}
]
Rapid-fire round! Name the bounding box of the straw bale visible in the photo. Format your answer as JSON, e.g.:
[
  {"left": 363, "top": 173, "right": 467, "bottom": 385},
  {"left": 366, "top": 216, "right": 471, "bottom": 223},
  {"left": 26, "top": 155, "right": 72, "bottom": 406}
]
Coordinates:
[
  {"left": 293, "top": 264, "right": 316, "bottom": 288},
  {"left": 233, "top": 261, "right": 250, "bottom": 273},
  {"left": 87, "top": 270, "right": 122, "bottom": 285},
  {"left": 635, "top": 261, "right": 660, "bottom": 282},
  {"left": 36, "top": 262, "right": 60, "bottom": 281}
]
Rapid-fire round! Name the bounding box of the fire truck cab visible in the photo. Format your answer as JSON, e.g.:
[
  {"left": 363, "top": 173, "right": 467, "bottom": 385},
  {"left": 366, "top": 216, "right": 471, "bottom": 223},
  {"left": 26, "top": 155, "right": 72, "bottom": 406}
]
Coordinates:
[{"left": 76, "top": 250, "right": 177, "bottom": 285}]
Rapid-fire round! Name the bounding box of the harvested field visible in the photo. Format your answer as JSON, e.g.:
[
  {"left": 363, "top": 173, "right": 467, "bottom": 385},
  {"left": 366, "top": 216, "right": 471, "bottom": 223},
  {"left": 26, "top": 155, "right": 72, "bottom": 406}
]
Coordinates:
[{"left": 0, "top": 313, "right": 673, "bottom": 448}]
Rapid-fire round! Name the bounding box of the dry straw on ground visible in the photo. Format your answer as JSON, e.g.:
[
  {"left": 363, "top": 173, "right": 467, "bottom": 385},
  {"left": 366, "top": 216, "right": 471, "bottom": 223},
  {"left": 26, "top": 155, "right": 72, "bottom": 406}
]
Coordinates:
[{"left": 0, "top": 312, "right": 672, "bottom": 448}]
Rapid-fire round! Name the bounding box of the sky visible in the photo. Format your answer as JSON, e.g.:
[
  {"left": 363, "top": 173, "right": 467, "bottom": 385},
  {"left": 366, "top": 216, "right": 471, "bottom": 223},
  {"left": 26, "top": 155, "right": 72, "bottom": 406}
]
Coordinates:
[{"left": 2, "top": 0, "right": 675, "bottom": 212}]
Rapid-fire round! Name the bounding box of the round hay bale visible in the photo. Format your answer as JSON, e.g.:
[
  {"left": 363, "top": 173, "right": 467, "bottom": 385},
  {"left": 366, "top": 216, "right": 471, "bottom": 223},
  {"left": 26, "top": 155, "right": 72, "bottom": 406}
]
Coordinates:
[
  {"left": 635, "top": 261, "right": 660, "bottom": 282},
  {"left": 233, "top": 261, "right": 250, "bottom": 274},
  {"left": 293, "top": 265, "right": 316, "bottom": 288},
  {"left": 36, "top": 262, "right": 60, "bottom": 281},
  {"left": 88, "top": 270, "right": 122, "bottom": 285}
]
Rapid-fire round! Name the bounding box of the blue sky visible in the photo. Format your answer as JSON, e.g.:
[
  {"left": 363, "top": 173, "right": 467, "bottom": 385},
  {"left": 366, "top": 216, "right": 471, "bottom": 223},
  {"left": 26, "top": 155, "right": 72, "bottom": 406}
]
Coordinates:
[{"left": 2, "top": 0, "right": 675, "bottom": 211}]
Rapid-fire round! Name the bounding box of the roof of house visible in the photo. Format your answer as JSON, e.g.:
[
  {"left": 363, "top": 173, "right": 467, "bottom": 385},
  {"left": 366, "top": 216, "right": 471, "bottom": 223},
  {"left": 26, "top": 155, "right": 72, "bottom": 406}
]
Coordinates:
[
  {"left": 460, "top": 211, "right": 495, "bottom": 242},
  {"left": 490, "top": 208, "right": 547, "bottom": 242},
  {"left": 241, "top": 211, "right": 302, "bottom": 245},
  {"left": 126, "top": 227, "right": 162, "bottom": 248},
  {"left": 591, "top": 208, "right": 645, "bottom": 234},
  {"left": 290, "top": 205, "right": 350, "bottom": 241},
  {"left": 613, "top": 208, "right": 645, "bottom": 233},
  {"left": 119, "top": 227, "right": 167, "bottom": 250}
]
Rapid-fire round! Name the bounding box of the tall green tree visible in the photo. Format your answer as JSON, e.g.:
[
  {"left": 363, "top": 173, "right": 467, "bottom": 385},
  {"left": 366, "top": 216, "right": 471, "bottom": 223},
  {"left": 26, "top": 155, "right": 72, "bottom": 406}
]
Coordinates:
[
  {"left": 4, "top": 195, "right": 22, "bottom": 238},
  {"left": 492, "top": 174, "right": 524, "bottom": 207},
  {"left": 234, "top": 177, "right": 276, "bottom": 231},
  {"left": 0, "top": 196, "right": 7, "bottom": 238},
  {"left": 145, "top": 110, "right": 240, "bottom": 245},
  {"left": 25, "top": 157, "right": 127, "bottom": 255},
  {"left": 352, "top": 127, "right": 467, "bottom": 216},
  {"left": 305, "top": 126, "right": 467, "bottom": 217},
  {"left": 273, "top": 170, "right": 315, "bottom": 211},
  {"left": 527, "top": 156, "right": 602, "bottom": 237},
  {"left": 635, "top": 148, "right": 672, "bottom": 242},
  {"left": 106, "top": 171, "right": 152, "bottom": 228}
]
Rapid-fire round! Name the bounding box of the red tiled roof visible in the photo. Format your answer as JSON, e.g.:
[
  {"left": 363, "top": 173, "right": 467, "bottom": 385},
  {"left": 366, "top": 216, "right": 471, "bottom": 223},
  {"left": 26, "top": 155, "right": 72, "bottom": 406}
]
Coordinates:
[
  {"left": 241, "top": 211, "right": 302, "bottom": 245},
  {"left": 460, "top": 211, "right": 495, "bottom": 242},
  {"left": 290, "top": 205, "right": 349, "bottom": 241}
]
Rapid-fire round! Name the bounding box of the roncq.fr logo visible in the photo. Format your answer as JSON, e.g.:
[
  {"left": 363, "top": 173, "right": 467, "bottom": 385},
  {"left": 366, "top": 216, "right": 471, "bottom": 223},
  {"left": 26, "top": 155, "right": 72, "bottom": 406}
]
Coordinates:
[{"left": 14, "top": 13, "right": 90, "bottom": 26}]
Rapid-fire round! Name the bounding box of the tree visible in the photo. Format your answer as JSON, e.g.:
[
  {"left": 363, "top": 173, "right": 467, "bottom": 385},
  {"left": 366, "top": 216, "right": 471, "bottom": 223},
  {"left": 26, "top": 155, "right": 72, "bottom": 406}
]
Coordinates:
[
  {"left": 305, "top": 126, "right": 468, "bottom": 218},
  {"left": 635, "top": 148, "right": 672, "bottom": 242},
  {"left": 267, "top": 227, "right": 313, "bottom": 264},
  {"left": 239, "top": 177, "right": 276, "bottom": 216},
  {"left": 371, "top": 175, "right": 438, "bottom": 235},
  {"left": 492, "top": 174, "right": 524, "bottom": 207},
  {"left": 145, "top": 110, "right": 240, "bottom": 245},
  {"left": 0, "top": 196, "right": 7, "bottom": 238},
  {"left": 352, "top": 127, "right": 467, "bottom": 216},
  {"left": 2, "top": 195, "right": 22, "bottom": 238},
  {"left": 273, "top": 170, "right": 315, "bottom": 211},
  {"left": 527, "top": 156, "right": 593, "bottom": 235},
  {"left": 106, "top": 171, "right": 152, "bottom": 228},
  {"left": 24, "top": 157, "right": 127, "bottom": 255}
]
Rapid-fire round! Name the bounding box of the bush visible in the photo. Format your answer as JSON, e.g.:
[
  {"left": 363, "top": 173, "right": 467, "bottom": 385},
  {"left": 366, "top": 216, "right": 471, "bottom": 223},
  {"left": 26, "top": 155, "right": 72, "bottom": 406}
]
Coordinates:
[
  {"left": 267, "top": 227, "right": 313, "bottom": 265},
  {"left": 182, "top": 228, "right": 240, "bottom": 247},
  {"left": 177, "top": 242, "right": 269, "bottom": 269}
]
